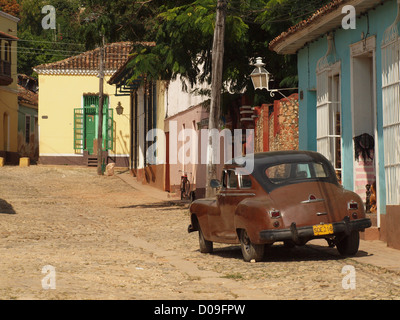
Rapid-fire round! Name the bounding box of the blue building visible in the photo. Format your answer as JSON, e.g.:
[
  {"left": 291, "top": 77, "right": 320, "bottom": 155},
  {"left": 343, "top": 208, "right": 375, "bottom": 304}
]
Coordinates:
[{"left": 270, "top": 0, "right": 400, "bottom": 249}]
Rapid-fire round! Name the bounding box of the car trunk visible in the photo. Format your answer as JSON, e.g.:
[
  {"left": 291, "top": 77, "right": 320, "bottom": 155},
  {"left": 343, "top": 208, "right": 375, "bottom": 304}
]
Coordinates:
[{"left": 269, "top": 181, "right": 347, "bottom": 228}]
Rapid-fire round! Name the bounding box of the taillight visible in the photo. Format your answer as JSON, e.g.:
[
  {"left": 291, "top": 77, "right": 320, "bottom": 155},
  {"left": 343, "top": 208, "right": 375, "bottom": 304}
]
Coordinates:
[
  {"left": 269, "top": 209, "right": 281, "bottom": 219},
  {"left": 348, "top": 201, "right": 358, "bottom": 210}
]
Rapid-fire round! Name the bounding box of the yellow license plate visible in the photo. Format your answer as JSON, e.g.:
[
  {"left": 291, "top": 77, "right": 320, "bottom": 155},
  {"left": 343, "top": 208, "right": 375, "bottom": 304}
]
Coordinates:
[{"left": 313, "top": 224, "right": 334, "bottom": 236}]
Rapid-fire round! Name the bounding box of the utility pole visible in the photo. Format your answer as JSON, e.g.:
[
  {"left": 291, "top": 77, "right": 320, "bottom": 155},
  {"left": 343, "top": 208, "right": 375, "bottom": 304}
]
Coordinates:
[
  {"left": 206, "top": 0, "right": 227, "bottom": 198},
  {"left": 97, "top": 35, "right": 105, "bottom": 175}
]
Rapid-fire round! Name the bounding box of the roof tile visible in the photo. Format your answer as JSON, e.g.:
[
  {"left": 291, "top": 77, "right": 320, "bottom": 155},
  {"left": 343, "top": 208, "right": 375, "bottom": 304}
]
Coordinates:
[{"left": 34, "top": 42, "right": 135, "bottom": 75}]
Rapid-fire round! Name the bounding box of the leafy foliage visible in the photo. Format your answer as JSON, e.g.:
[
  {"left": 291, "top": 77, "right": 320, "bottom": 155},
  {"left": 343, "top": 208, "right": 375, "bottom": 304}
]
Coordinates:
[
  {"left": 128, "top": 1, "right": 268, "bottom": 94},
  {"left": 125, "top": 0, "right": 332, "bottom": 104},
  {"left": 13, "top": 0, "right": 332, "bottom": 100},
  {"left": 16, "top": 0, "right": 84, "bottom": 77}
]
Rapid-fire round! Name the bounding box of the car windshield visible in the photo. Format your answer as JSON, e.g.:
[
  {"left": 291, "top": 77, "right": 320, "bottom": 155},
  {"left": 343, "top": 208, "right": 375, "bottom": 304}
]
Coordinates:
[{"left": 265, "top": 161, "right": 330, "bottom": 185}]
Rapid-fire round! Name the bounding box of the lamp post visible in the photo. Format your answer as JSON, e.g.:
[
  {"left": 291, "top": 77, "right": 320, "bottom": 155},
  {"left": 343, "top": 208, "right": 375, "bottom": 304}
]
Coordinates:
[
  {"left": 250, "top": 57, "right": 297, "bottom": 100},
  {"left": 250, "top": 57, "right": 271, "bottom": 91},
  {"left": 116, "top": 102, "right": 124, "bottom": 115}
]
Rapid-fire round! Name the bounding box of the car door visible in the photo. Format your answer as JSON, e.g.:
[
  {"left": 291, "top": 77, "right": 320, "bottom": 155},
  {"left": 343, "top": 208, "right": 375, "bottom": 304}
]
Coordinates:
[
  {"left": 218, "top": 170, "right": 257, "bottom": 243},
  {"left": 208, "top": 170, "right": 228, "bottom": 240},
  {"left": 217, "top": 170, "right": 239, "bottom": 242}
]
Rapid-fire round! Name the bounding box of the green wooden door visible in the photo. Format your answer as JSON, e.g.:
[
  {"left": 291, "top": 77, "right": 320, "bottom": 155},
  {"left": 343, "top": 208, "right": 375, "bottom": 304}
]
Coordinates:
[
  {"left": 74, "top": 96, "right": 113, "bottom": 153},
  {"left": 85, "top": 112, "right": 96, "bottom": 155}
]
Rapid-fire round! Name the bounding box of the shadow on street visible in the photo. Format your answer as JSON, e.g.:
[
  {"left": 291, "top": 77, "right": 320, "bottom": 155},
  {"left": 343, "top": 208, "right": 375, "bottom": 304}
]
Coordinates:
[
  {"left": 202, "top": 242, "right": 371, "bottom": 263},
  {"left": 119, "top": 201, "right": 189, "bottom": 211},
  {"left": 0, "top": 199, "right": 16, "bottom": 215}
]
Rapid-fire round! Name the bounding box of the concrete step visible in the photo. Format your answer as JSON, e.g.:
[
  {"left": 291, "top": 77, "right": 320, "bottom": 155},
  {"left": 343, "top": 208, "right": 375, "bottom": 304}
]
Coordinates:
[
  {"left": 360, "top": 213, "right": 380, "bottom": 241},
  {"left": 361, "top": 227, "right": 380, "bottom": 241},
  {"left": 87, "top": 157, "right": 98, "bottom": 167},
  {"left": 366, "top": 213, "right": 378, "bottom": 226}
]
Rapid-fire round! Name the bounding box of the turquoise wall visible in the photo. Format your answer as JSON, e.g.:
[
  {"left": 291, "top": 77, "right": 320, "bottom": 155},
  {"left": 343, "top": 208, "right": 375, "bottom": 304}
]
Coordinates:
[
  {"left": 18, "top": 105, "right": 38, "bottom": 136},
  {"left": 297, "top": 0, "right": 397, "bottom": 214}
]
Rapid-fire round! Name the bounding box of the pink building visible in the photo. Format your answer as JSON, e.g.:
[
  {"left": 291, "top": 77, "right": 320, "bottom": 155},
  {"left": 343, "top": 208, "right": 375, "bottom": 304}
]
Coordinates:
[{"left": 165, "top": 103, "right": 211, "bottom": 199}]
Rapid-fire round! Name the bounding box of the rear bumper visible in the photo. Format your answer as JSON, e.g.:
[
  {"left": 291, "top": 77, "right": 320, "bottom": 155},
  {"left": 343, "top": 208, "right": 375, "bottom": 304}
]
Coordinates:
[{"left": 260, "top": 218, "right": 372, "bottom": 242}]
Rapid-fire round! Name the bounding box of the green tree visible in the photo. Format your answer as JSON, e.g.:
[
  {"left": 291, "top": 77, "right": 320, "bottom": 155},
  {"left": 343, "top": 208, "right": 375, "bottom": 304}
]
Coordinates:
[
  {"left": 124, "top": 0, "right": 333, "bottom": 105},
  {"left": 17, "top": 0, "right": 84, "bottom": 77},
  {"left": 127, "top": 1, "right": 267, "bottom": 91},
  {"left": 78, "top": 0, "right": 187, "bottom": 49}
]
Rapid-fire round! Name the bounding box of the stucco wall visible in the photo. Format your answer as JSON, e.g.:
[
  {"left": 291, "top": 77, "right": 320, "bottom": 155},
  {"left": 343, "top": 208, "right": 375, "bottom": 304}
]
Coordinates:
[
  {"left": 296, "top": 0, "right": 396, "bottom": 214},
  {"left": 164, "top": 104, "right": 227, "bottom": 197},
  {"left": 38, "top": 74, "right": 131, "bottom": 160},
  {"left": 165, "top": 78, "right": 210, "bottom": 118},
  {"left": 0, "top": 12, "right": 19, "bottom": 158}
]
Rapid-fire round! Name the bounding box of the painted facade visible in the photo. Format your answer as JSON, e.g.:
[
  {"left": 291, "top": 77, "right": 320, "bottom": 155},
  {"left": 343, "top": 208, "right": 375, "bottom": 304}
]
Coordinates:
[
  {"left": 18, "top": 74, "right": 39, "bottom": 162},
  {"left": 0, "top": 11, "right": 19, "bottom": 164},
  {"left": 270, "top": 0, "right": 400, "bottom": 249},
  {"left": 109, "top": 55, "right": 212, "bottom": 193},
  {"left": 34, "top": 42, "right": 132, "bottom": 167},
  {"left": 165, "top": 103, "right": 211, "bottom": 198},
  {"left": 129, "top": 80, "right": 166, "bottom": 190}
]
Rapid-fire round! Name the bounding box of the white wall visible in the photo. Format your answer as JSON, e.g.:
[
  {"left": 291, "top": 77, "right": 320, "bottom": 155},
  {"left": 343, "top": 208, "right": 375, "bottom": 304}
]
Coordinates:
[{"left": 165, "top": 78, "right": 210, "bottom": 118}]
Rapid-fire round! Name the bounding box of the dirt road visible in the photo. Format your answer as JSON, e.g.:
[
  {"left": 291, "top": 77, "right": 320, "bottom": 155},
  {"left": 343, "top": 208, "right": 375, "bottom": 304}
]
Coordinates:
[{"left": 1, "top": 165, "right": 399, "bottom": 300}]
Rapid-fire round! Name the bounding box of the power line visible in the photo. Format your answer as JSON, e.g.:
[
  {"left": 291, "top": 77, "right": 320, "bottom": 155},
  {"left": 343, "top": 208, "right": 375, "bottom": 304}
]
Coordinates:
[{"left": 18, "top": 39, "right": 85, "bottom": 46}]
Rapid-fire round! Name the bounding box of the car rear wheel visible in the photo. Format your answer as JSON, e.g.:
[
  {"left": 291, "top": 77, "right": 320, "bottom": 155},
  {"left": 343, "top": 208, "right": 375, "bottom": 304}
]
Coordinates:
[
  {"left": 336, "top": 231, "right": 360, "bottom": 256},
  {"left": 199, "top": 228, "right": 213, "bottom": 254},
  {"left": 239, "top": 229, "right": 264, "bottom": 262}
]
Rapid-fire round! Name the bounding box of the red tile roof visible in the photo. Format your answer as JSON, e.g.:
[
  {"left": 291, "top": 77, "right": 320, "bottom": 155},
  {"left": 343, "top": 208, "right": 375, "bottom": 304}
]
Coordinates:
[
  {"left": 34, "top": 42, "right": 134, "bottom": 76},
  {"left": 269, "top": 0, "right": 382, "bottom": 54},
  {"left": 0, "top": 30, "right": 18, "bottom": 40},
  {"left": 269, "top": 0, "right": 347, "bottom": 52},
  {"left": 18, "top": 85, "right": 38, "bottom": 107}
]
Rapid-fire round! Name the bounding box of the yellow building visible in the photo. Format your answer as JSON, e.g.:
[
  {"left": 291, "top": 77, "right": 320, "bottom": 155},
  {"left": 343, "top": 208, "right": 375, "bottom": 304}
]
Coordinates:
[
  {"left": 0, "top": 11, "right": 19, "bottom": 164},
  {"left": 34, "top": 42, "right": 133, "bottom": 167}
]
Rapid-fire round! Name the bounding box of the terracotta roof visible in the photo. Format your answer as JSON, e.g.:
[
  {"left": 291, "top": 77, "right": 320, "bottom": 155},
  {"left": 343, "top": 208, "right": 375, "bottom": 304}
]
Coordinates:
[
  {"left": 34, "top": 42, "right": 134, "bottom": 76},
  {"left": 18, "top": 85, "right": 38, "bottom": 107},
  {"left": 269, "top": 0, "right": 383, "bottom": 54},
  {"left": 0, "top": 30, "right": 18, "bottom": 41}
]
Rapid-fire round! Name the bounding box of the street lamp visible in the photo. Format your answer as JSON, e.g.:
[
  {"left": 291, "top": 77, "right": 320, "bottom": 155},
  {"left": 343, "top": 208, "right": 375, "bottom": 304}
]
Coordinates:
[
  {"left": 116, "top": 101, "right": 124, "bottom": 115},
  {"left": 250, "top": 57, "right": 271, "bottom": 91},
  {"left": 250, "top": 57, "right": 297, "bottom": 100}
]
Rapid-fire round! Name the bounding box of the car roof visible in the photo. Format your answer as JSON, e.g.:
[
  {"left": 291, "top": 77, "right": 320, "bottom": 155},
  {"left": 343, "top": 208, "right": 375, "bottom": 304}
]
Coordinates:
[
  {"left": 229, "top": 151, "right": 339, "bottom": 192},
  {"left": 231, "top": 150, "right": 330, "bottom": 168}
]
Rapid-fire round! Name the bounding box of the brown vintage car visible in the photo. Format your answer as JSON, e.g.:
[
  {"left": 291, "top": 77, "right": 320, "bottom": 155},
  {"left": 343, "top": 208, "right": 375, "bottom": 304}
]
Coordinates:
[{"left": 188, "top": 151, "right": 372, "bottom": 262}]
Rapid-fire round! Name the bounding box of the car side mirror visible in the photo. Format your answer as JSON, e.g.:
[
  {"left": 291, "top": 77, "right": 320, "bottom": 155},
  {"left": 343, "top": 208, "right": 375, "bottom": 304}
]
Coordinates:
[{"left": 210, "top": 179, "right": 221, "bottom": 189}]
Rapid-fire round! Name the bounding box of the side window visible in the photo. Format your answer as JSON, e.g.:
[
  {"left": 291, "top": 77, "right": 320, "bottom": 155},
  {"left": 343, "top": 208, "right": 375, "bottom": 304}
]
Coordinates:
[
  {"left": 222, "top": 170, "right": 228, "bottom": 189},
  {"left": 295, "top": 164, "right": 311, "bottom": 179},
  {"left": 265, "top": 164, "right": 291, "bottom": 184},
  {"left": 227, "top": 170, "right": 238, "bottom": 189},
  {"left": 239, "top": 175, "right": 252, "bottom": 189},
  {"left": 314, "top": 163, "right": 328, "bottom": 178}
]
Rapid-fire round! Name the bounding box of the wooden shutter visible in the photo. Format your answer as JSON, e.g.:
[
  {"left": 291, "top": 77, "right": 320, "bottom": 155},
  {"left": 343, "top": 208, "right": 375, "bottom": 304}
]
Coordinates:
[
  {"left": 105, "top": 108, "right": 114, "bottom": 151},
  {"left": 382, "top": 39, "right": 400, "bottom": 205},
  {"left": 316, "top": 69, "right": 332, "bottom": 162},
  {"left": 73, "top": 108, "right": 84, "bottom": 151}
]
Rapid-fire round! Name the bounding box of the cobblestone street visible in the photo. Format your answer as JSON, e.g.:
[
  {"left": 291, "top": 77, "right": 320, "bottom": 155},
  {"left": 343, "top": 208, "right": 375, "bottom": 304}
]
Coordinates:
[{"left": 1, "top": 165, "right": 400, "bottom": 300}]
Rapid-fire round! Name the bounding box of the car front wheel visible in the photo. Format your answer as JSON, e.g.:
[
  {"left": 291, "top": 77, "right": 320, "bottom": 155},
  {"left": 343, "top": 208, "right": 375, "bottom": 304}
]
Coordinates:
[
  {"left": 336, "top": 231, "right": 360, "bottom": 256},
  {"left": 239, "top": 229, "right": 264, "bottom": 262}
]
